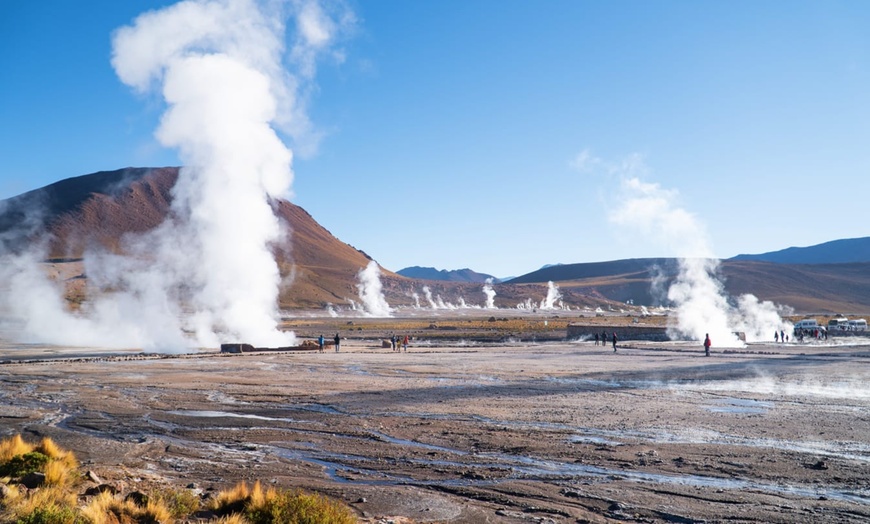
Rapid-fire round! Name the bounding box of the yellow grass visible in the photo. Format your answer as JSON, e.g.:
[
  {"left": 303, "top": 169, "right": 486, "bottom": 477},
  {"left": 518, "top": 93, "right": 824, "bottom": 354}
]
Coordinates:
[
  {"left": 0, "top": 435, "right": 34, "bottom": 462},
  {"left": 43, "top": 459, "right": 75, "bottom": 487},
  {"left": 81, "top": 490, "right": 173, "bottom": 524}
]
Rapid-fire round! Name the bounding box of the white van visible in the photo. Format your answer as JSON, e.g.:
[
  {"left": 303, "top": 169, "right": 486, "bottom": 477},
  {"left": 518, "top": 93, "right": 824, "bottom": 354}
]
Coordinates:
[
  {"left": 827, "top": 317, "right": 850, "bottom": 331},
  {"left": 848, "top": 319, "right": 867, "bottom": 331},
  {"left": 794, "top": 319, "right": 819, "bottom": 330}
]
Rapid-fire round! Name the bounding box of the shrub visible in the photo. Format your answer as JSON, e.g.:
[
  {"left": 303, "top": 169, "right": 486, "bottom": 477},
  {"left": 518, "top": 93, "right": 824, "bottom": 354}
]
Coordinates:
[
  {"left": 14, "top": 504, "right": 82, "bottom": 524},
  {"left": 7, "top": 486, "right": 80, "bottom": 524},
  {"left": 211, "top": 482, "right": 356, "bottom": 524},
  {"left": 0, "top": 452, "right": 50, "bottom": 478},
  {"left": 152, "top": 486, "right": 201, "bottom": 518}
]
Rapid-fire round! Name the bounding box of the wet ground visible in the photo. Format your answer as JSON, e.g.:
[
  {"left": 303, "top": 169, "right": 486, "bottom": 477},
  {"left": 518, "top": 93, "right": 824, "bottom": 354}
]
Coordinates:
[{"left": 2, "top": 332, "right": 870, "bottom": 523}]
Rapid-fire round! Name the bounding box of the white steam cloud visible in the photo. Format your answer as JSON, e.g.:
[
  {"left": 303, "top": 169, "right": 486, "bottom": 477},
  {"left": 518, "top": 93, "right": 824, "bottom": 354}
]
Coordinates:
[
  {"left": 541, "top": 281, "right": 563, "bottom": 310},
  {"left": 483, "top": 278, "right": 496, "bottom": 309},
  {"left": 603, "top": 156, "right": 791, "bottom": 346},
  {"left": 0, "top": 0, "right": 352, "bottom": 350},
  {"left": 356, "top": 261, "right": 392, "bottom": 317}
]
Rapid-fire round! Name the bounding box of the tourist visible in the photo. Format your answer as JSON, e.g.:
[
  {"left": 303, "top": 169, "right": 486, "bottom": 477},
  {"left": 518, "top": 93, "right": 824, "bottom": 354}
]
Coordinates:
[
  {"left": 318, "top": 334, "right": 324, "bottom": 352},
  {"left": 774, "top": 331, "right": 779, "bottom": 343},
  {"left": 612, "top": 332, "right": 618, "bottom": 352},
  {"left": 334, "top": 333, "right": 341, "bottom": 352},
  {"left": 704, "top": 333, "right": 711, "bottom": 356},
  {"left": 594, "top": 333, "right": 599, "bottom": 346},
  {"left": 403, "top": 335, "right": 409, "bottom": 352}
]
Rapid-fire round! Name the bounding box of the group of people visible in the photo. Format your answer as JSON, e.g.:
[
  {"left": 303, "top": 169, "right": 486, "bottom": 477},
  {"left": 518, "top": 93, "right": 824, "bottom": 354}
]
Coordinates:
[
  {"left": 593, "top": 331, "right": 619, "bottom": 351},
  {"left": 773, "top": 330, "right": 790, "bottom": 343},
  {"left": 389, "top": 334, "right": 409, "bottom": 352},
  {"left": 317, "top": 333, "right": 341, "bottom": 352}
]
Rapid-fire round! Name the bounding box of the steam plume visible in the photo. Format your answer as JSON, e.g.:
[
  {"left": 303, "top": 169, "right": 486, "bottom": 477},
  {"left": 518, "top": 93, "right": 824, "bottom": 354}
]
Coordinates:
[
  {"left": 541, "top": 281, "right": 563, "bottom": 310},
  {"left": 482, "top": 278, "right": 496, "bottom": 308},
  {"left": 605, "top": 160, "right": 790, "bottom": 346},
  {"left": 0, "top": 0, "right": 352, "bottom": 350},
  {"left": 356, "top": 261, "right": 392, "bottom": 316}
]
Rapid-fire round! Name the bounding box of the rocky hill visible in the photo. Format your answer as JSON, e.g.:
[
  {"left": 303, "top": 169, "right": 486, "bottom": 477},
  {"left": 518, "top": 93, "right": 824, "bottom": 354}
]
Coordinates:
[
  {"left": 508, "top": 257, "right": 870, "bottom": 314},
  {"left": 3, "top": 167, "right": 866, "bottom": 314},
  {"left": 0, "top": 167, "right": 583, "bottom": 310},
  {"left": 0, "top": 167, "right": 385, "bottom": 308}
]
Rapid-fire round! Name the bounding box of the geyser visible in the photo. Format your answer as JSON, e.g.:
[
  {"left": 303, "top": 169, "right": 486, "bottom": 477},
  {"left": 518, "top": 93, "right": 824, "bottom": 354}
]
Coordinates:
[
  {"left": 608, "top": 166, "right": 791, "bottom": 346},
  {"left": 356, "top": 261, "right": 392, "bottom": 317},
  {"left": 0, "top": 0, "right": 351, "bottom": 350}
]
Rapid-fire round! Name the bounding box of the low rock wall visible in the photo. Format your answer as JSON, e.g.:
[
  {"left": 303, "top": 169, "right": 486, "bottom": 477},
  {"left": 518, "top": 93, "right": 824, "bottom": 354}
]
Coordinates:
[{"left": 567, "top": 324, "right": 669, "bottom": 342}]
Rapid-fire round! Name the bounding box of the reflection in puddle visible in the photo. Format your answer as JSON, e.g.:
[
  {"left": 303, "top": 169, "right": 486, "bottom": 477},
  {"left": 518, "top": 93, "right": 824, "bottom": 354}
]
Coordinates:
[
  {"left": 167, "top": 410, "right": 296, "bottom": 422},
  {"left": 705, "top": 397, "right": 773, "bottom": 414}
]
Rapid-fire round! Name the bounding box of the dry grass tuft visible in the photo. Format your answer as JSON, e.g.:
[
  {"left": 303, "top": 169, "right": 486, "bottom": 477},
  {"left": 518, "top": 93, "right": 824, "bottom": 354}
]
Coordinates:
[
  {"left": 0, "top": 434, "right": 34, "bottom": 463},
  {"left": 81, "top": 490, "right": 173, "bottom": 524},
  {"left": 211, "top": 481, "right": 356, "bottom": 524},
  {"left": 43, "top": 459, "right": 75, "bottom": 487}
]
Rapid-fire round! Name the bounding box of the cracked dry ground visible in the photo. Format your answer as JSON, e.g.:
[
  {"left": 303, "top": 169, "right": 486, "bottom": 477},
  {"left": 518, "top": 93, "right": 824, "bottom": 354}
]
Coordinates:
[{"left": 1, "top": 340, "right": 870, "bottom": 523}]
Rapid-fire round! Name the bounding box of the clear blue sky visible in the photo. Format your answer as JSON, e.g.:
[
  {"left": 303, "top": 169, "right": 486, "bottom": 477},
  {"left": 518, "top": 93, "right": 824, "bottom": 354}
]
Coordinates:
[{"left": 3, "top": 1, "right": 870, "bottom": 278}]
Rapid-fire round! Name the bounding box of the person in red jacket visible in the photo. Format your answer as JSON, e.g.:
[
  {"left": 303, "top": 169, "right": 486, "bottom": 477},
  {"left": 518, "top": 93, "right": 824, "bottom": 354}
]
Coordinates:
[{"left": 704, "top": 333, "right": 711, "bottom": 356}]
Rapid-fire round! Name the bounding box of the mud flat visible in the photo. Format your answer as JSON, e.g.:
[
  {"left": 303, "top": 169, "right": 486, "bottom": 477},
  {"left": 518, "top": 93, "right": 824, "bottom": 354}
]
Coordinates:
[{"left": 1, "top": 332, "right": 870, "bottom": 523}]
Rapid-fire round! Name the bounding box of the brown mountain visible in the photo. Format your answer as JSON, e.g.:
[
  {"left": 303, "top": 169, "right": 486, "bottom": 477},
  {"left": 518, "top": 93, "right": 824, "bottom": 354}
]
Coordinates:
[
  {"left": 9, "top": 167, "right": 859, "bottom": 314},
  {"left": 0, "top": 167, "right": 388, "bottom": 308},
  {"left": 0, "top": 167, "right": 614, "bottom": 311},
  {"left": 510, "top": 258, "right": 870, "bottom": 314}
]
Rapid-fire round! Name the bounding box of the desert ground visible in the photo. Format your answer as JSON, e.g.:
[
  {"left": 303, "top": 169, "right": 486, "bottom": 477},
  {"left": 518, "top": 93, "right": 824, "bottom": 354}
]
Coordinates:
[{"left": 1, "top": 311, "right": 870, "bottom": 523}]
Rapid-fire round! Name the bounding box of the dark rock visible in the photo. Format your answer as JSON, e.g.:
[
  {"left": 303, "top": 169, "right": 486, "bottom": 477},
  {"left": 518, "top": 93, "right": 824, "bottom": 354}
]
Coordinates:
[
  {"left": 125, "top": 491, "right": 149, "bottom": 507},
  {"left": 84, "top": 484, "right": 118, "bottom": 497},
  {"left": 19, "top": 472, "right": 45, "bottom": 489}
]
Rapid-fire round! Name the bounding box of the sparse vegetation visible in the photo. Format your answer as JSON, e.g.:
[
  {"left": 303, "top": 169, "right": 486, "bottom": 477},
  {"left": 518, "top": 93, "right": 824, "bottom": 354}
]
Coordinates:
[
  {"left": 0, "top": 435, "right": 357, "bottom": 524},
  {"left": 210, "top": 481, "right": 356, "bottom": 524}
]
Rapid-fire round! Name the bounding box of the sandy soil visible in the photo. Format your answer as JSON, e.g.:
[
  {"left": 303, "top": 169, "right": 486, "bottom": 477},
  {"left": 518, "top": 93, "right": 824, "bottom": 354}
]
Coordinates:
[{"left": 1, "top": 316, "right": 870, "bottom": 523}]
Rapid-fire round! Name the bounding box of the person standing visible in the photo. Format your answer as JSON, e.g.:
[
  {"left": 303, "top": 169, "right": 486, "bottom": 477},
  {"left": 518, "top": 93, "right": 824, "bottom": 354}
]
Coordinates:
[
  {"left": 334, "top": 333, "right": 341, "bottom": 352},
  {"left": 612, "top": 332, "right": 618, "bottom": 352},
  {"left": 601, "top": 331, "right": 607, "bottom": 346},
  {"left": 594, "top": 333, "right": 599, "bottom": 346},
  {"left": 704, "top": 333, "right": 711, "bottom": 356},
  {"left": 318, "top": 334, "right": 324, "bottom": 352},
  {"left": 403, "top": 335, "right": 409, "bottom": 352}
]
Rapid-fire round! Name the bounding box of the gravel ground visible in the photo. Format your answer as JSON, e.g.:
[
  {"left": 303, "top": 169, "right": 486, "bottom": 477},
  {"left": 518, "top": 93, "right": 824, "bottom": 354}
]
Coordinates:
[{"left": 1, "top": 319, "right": 870, "bottom": 523}]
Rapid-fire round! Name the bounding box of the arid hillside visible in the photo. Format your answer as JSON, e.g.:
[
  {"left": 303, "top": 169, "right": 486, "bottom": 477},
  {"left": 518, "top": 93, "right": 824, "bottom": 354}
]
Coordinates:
[
  {"left": 511, "top": 257, "right": 870, "bottom": 314},
  {"left": 1, "top": 167, "right": 865, "bottom": 314},
  {"left": 0, "top": 168, "right": 588, "bottom": 310}
]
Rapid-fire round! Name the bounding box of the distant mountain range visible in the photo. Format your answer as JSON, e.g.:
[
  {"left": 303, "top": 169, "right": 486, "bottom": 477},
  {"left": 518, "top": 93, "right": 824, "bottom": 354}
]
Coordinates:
[
  {"left": 1, "top": 167, "right": 868, "bottom": 314},
  {"left": 397, "top": 266, "right": 497, "bottom": 283},
  {"left": 731, "top": 237, "right": 870, "bottom": 264}
]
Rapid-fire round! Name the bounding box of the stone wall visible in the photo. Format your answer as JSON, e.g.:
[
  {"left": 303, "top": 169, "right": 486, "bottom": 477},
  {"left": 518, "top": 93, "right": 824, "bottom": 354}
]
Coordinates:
[{"left": 567, "top": 324, "right": 669, "bottom": 342}]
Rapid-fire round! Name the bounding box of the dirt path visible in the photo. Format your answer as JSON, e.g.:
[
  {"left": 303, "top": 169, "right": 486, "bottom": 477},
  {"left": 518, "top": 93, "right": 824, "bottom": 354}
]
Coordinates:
[{"left": 2, "top": 338, "right": 870, "bottom": 522}]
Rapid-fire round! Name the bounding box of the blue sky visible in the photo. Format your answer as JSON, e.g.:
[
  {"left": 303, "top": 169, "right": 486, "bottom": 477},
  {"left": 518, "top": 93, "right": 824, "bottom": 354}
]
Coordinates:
[{"left": 3, "top": 1, "right": 870, "bottom": 279}]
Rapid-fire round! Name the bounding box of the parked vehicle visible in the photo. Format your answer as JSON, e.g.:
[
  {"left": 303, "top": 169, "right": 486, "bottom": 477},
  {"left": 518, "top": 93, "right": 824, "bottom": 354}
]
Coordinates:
[
  {"left": 827, "top": 317, "right": 850, "bottom": 331},
  {"left": 794, "top": 319, "right": 819, "bottom": 330},
  {"left": 848, "top": 319, "right": 867, "bottom": 331}
]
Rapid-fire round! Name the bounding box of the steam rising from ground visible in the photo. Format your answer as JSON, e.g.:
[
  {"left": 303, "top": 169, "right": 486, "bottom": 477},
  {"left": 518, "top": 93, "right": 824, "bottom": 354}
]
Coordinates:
[
  {"left": 483, "top": 278, "right": 496, "bottom": 308},
  {"left": 356, "top": 261, "right": 392, "bottom": 317},
  {"left": 0, "top": 0, "right": 352, "bottom": 350},
  {"left": 541, "top": 281, "right": 563, "bottom": 310},
  {"left": 600, "top": 154, "right": 791, "bottom": 345}
]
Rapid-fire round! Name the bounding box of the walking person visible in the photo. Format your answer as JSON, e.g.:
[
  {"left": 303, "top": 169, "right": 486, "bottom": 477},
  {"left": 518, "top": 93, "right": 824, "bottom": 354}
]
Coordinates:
[
  {"left": 704, "top": 333, "right": 711, "bottom": 357},
  {"left": 403, "top": 335, "right": 409, "bottom": 352},
  {"left": 594, "top": 333, "right": 599, "bottom": 346},
  {"left": 334, "top": 333, "right": 341, "bottom": 352},
  {"left": 602, "top": 331, "right": 607, "bottom": 347},
  {"left": 612, "top": 332, "right": 618, "bottom": 352},
  {"left": 318, "top": 334, "right": 324, "bottom": 353}
]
